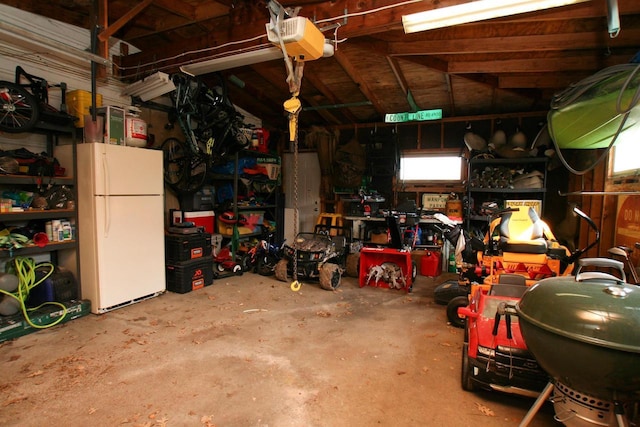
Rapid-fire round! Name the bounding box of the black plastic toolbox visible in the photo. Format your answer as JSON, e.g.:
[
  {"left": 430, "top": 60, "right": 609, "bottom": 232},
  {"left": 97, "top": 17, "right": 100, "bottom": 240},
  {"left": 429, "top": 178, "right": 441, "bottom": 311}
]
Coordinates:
[
  {"left": 165, "top": 232, "right": 212, "bottom": 263},
  {"left": 166, "top": 258, "right": 214, "bottom": 294}
]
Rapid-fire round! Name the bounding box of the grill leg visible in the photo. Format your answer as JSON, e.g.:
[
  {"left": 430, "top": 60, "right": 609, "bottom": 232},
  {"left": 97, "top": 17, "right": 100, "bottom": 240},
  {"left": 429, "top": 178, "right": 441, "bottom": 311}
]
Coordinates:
[{"left": 519, "top": 381, "right": 554, "bottom": 427}]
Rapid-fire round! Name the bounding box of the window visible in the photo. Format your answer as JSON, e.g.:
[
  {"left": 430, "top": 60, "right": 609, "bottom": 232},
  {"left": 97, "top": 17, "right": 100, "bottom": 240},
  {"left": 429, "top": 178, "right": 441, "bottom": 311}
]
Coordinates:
[
  {"left": 399, "top": 151, "right": 463, "bottom": 181},
  {"left": 612, "top": 132, "right": 640, "bottom": 175}
]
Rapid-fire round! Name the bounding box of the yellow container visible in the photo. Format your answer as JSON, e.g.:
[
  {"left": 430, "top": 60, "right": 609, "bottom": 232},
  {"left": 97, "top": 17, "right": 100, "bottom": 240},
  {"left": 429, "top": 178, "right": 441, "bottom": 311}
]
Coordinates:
[{"left": 67, "top": 90, "right": 103, "bottom": 128}]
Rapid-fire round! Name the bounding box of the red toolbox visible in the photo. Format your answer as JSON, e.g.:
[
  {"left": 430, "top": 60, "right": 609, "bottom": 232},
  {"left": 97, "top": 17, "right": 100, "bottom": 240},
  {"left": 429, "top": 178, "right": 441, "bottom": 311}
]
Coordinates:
[{"left": 359, "top": 247, "right": 414, "bottom": 291}]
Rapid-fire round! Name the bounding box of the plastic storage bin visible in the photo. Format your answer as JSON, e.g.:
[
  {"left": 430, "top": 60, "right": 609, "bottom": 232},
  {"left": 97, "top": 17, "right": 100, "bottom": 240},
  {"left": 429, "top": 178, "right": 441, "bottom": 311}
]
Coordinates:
[
  {"left": 165, "top": 232, "right": 212, "bottom": 263},
  {"left": 166, "top": 258, "right": 214, "bottom": 294}
]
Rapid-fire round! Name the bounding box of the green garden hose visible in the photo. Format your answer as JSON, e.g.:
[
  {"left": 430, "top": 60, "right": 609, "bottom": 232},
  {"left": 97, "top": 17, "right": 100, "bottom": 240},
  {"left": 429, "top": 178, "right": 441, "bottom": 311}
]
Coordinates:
[{"left": 0, "top": 257, "right": 67, "bottom": 328}]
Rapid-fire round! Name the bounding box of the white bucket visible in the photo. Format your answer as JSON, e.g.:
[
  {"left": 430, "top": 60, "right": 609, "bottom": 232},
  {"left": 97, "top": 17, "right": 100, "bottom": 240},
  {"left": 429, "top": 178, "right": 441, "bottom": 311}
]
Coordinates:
[{"left": 125, "top": 108, "right": 147, "bottom": 147}]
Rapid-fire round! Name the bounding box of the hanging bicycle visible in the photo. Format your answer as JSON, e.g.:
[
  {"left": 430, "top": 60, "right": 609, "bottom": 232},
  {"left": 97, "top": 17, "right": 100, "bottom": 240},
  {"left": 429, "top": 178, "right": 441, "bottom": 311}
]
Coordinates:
[
  {"left": 0, "top": 66, "right": 76, "bottom": 133},
  {"left": 161, "top": 72, "right": 252, "bottom": 194}
]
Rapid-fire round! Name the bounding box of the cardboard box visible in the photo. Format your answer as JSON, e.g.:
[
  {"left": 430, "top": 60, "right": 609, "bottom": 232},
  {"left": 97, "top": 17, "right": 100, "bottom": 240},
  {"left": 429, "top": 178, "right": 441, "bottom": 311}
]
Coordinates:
[
  {"left": 0, "top": 300, "right": 91, "bottom": 343},
  {"left": 422, "top": 193, "right": 449, "bottom": 212},
  {"left": 505, "top": 200, "right": 542, "bottom": 216},
  {"left": 96, "top": 106, "right": 125, "bottom": 145},
  {"left": 257, "top": 155, "right": 281, "bottom": 181}
]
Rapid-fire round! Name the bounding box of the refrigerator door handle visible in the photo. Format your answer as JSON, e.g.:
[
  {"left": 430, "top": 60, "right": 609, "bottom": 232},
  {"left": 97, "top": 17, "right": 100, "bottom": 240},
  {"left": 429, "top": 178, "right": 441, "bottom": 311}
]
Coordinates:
[{"left": 102, "top": 152, "right": 110, "bottom": 237}]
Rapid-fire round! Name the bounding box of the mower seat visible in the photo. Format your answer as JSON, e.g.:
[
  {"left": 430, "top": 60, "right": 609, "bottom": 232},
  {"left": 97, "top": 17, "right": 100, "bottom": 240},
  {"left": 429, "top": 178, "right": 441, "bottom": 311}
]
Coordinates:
[
  {"left": 489, "top": 273, "right": 528, "bottom": 297},
  {"left": 499, "top": 207, "right": 548, "bottom": 255}
]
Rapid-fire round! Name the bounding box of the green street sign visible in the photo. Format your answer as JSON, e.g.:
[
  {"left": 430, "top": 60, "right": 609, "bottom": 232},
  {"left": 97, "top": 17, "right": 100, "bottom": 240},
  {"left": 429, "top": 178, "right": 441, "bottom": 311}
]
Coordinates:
[{"left": 385, "top": 109, "right": 443, "bottom": 123}]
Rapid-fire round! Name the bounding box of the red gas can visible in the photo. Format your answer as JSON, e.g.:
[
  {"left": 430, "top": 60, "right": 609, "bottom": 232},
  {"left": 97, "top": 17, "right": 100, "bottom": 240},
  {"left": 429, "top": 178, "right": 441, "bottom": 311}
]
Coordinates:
[{"left": 420, "top": 251, "right": 441, "bottom": 277}]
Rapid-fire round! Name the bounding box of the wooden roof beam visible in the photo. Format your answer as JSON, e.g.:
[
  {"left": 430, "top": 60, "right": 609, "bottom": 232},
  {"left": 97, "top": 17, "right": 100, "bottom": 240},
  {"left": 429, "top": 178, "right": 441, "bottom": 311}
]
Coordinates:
[
  {"left": 249, "top": 63, "right": 344, "bottom": 125},
  {"left": 386, "top": 56, "right": 417, "bottom": 112},
  {"left": 387, "top": 29, "right": 640, "bottom": 56},
  {"left": 448, "top": 54, "right": 632, "bottom": 73},
  {"left": 333, "top": 48, "right": 385, "bottom": 118}
]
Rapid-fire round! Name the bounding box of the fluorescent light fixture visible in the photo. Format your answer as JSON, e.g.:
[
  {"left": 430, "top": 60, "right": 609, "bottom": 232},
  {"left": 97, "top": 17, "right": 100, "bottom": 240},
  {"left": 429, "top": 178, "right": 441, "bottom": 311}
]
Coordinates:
[
  {"left": 402, "top": 0, "right": 590, "bottom": 33},
  {"left": 122, "top": 71, "right": 176, "bottom": 101},
  {"left": 0, "top": 20, "right": 111, "bottom": 67},
  {"left": 180, "top": 46, "right": 284, "bottom": 76}
]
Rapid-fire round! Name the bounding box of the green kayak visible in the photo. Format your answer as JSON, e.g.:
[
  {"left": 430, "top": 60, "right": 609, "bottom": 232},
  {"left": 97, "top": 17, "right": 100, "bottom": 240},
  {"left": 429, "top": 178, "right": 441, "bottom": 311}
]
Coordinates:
[{"left": 548, "top": 63, "right": 640, "bottom": 149}]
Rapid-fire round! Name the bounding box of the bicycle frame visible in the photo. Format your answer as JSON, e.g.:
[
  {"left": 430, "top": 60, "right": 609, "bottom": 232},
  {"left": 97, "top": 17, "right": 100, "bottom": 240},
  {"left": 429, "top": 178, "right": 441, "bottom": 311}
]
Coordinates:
[{"left": 162, "top": 73, "right": 251, "bottom": 194}]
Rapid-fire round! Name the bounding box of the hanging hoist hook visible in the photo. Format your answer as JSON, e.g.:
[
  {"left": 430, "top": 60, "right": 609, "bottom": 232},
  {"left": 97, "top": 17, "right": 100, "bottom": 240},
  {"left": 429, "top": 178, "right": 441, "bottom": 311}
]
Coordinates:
[{"left": 283, "top": 61, "right": 305, "bottom": 292}]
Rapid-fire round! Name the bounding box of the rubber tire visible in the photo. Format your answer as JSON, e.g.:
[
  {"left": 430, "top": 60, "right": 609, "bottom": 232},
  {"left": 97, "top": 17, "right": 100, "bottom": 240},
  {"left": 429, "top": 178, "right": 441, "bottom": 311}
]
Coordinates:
[
  {"left": 257, "top": 253, "right": 277, "bottom": 276},
  {"left": 240, "top": 253, "right": 253, "bottom": 273},
  {"left": 161, "top": 137, "right": 188, "bottom": 187},
  {"left": 411, "top": 261, "right": 417, "bottom": 281},
  {"left": 447, "top": 295, "right": 468, "bottom": 328},
  {"left": 319, "top": 263, "right": 341, "bottom": 290},
  {"left": 345, "top": 253, "right": 359, "bottom": 278},
  {"left": 0, "top": 81, "right": 39, "bottom": 133},
  {"left": 233, "top": 264, "right": 243, "bottom": 275},
  {"left": 216, "top": 263, "right": 226, "bottom": 273},
  {"left": 461, "top": 343, "right": 476, "bottom": 391},
  {"left": 274, "top": 259, "right": 289, "bottom": 282}
]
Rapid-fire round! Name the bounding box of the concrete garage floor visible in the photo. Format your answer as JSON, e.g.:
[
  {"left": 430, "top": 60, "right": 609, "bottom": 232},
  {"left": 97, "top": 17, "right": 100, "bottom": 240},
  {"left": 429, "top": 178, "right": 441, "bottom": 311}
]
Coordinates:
[{"left": 1, "top": 273, "right": 558, "bottom": 427}]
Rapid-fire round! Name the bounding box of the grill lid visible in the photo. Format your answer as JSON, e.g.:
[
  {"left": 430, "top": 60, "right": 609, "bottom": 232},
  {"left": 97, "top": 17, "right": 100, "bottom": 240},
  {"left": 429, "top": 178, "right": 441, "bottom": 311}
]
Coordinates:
[{"left": 516, "top": 258, "right": 640, "bottom": 353}]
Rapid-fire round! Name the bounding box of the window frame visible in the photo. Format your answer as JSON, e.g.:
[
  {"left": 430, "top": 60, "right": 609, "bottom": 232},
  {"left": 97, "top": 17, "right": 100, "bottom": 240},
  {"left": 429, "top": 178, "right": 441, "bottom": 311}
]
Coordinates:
[
  {"left": 606, "top": 136, "right": 640, "bottom": 191},
  {"left": 398, "top": 149, "right": 466, "bottom": 185}
]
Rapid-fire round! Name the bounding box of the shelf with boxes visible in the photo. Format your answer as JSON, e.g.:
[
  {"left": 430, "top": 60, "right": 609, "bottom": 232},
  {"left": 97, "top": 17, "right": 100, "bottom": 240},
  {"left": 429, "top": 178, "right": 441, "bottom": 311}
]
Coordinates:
[
  {"left": 1, "top": 136, "right": 78, "bottom": 263},
  {"left": 466, "top": 157, "right": 548, "bottom": 233},
  {"left": 0, "top": 124, "right": 83, "bottom": 326},
  {"left": 210, "top": 149, "right": 284, "bottom": 244}
]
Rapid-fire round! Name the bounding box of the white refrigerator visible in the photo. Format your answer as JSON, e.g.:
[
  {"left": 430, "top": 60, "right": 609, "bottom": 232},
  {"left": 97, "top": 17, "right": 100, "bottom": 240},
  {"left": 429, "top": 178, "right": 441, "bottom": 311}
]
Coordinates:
[{"left": 76, "top": 143, "right": 165, "bottom": 313}]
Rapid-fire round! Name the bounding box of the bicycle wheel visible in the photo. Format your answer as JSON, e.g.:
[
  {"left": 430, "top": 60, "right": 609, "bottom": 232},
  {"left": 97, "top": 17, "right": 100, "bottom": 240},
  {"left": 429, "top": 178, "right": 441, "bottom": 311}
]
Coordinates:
[
  {"left": 179, "top": 152, "right": 208, "bottom": 194},
  {"left": 162, "top": 138, "right": 208, "bottom": 194},
  {"left": 161, "top": 137, "right": 188, "bottom": 187},
  {"left": 0, "top": 81, "right": 39, "bottom": 133}
]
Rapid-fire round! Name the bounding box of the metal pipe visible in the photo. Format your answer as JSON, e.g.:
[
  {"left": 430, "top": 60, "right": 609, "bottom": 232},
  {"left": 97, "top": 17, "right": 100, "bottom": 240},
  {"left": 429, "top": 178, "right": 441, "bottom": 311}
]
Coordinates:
[{"left": 303, "top": 101, "right": 372, "bottom": 111}]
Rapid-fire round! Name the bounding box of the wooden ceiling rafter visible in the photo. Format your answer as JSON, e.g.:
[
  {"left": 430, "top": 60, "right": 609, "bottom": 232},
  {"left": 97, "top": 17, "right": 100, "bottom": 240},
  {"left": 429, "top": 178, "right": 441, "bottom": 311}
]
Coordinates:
[
  {"left": 445, "top": 73, "right": 455, "bottom": 117},
  {"left": 98, "top": 0, "right": 154, "bottom": 42},
  {"left": 152, "top": 0, "right": 198, "bottom": 20},
  {"left": 332, "top": 48, "right": 385, "bottom": 118},
  {"left": 448, "top": 53, "right": 632, "bottom": 74},
  {"left": 222, "top": 73, "right": 284, "bottom": 116},
  {"left": 498, "top": 73, "right": 592, "bottom": 89},
  {"left": 385, "top": 56, "right": 413, "bottom": 112},
  {"left": 121, "top": 2, "right": 230, "bottom": 42},
  {"left": 244, "top": 62, "right": 341, "bottom": 125},
  {"left": 6, "top": 0, "right": 639, "bottom": 128},
  {"left": 301, "top": 70, "right": 361, "bottom": 124},
  {"left": 386, "top": 29, "right": 640, "bottom": 56}
]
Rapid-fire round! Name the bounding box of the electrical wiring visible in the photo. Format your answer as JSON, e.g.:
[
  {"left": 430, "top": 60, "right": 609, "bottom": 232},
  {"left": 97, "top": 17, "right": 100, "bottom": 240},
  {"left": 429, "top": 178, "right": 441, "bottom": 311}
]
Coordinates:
[
  {"left": 113, "top": 33, "right": 267, "bottom": 73},
  {"left": 0, "top": 257, "right": 68, "bottom": 329},
  {"left": 114, "top": 0, "right": 424, "bottom": 74},
  {"left": 314, "top": 0, "right": 424, "bottom": 24},
  {"left": 547, "top": 62, "right": 640, "bottom": 176}
]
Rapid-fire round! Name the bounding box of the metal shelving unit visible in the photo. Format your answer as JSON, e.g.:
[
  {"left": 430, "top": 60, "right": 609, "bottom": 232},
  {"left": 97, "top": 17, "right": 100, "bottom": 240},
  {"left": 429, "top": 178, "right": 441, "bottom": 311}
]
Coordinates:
[
  {"left": 0, "top": 123, "right": 79, "bottom": 284},
  {"left": 466, "top": 157, "right": 548, "bottom": 232}
]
